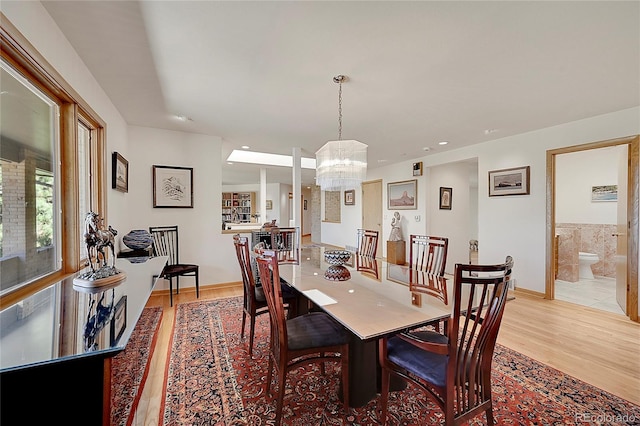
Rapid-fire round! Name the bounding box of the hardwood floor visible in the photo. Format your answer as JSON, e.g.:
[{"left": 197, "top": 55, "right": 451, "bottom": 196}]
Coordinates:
[{"left": 133, "top": 280, "right": 640, "bottom": 425}]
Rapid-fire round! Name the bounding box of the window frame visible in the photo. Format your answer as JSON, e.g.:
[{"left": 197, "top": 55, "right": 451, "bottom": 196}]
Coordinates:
[{"left": 0, "top": 17, "right": 107, "bottom": 307}]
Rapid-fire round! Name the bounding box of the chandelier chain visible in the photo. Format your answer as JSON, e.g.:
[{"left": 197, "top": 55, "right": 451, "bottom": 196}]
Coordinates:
[{"left": 337, "top": 79, "right": 342, "bottom": 141}]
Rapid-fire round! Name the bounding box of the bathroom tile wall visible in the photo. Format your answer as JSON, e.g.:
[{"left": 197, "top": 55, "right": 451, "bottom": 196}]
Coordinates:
[
  {"left": 556, "top": 227, "right": 579, "bottom": 282},
  {"left": 556, "top": 223, "right": 617, "bottom": 278}
]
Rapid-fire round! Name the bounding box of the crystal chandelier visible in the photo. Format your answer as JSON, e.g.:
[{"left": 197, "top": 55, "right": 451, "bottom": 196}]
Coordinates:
[{"left": 315, "top": 75, "right": 367, "bottom": 191}]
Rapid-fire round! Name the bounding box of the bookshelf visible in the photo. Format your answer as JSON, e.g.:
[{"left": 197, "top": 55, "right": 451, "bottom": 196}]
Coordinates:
[{"left": 222, "top": 192, "right": 256, "bottom": 223}]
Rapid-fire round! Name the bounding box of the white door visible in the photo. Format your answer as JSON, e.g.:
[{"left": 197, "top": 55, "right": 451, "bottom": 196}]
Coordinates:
[{"left": 616, "top": 146, "right": 628, "bottom": 314}]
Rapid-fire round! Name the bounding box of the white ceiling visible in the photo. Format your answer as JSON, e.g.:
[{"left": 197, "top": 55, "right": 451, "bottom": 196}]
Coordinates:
[{"left": 39, "top": 1, "right": 639, "bottom": 186}]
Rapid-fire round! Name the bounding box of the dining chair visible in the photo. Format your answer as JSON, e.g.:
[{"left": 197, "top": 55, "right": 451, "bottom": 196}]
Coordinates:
[
  {"left": 409, "top": 235, "right": 449, "bottom": 275},
  {"left": 256, "top": 250, "right": 350, "bottom": 424},
  {"left": 378, "top": 256, "right": 513, "bottom": 426},
  {"left": 233, "top": 235, "right": 298, "bottom": 358},
  {"left": 270, "top": 227, "right": 299, "bottom": 264},
  {"left": 356, "top": 229, "right": 379, "bottom": 258},
  {"left": 149, "top": 225, "right": 199, "bottom": 307}
]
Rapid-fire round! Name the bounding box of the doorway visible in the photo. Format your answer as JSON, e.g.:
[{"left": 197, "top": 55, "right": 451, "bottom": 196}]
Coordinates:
[
  {"left": 361, "top": 179, "right": 383, "bottom": 257},
  {"left": 546, "top": 135, "right": 639, "bottom": 322}
]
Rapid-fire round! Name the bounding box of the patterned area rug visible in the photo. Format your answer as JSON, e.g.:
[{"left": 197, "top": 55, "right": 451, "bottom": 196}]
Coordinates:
[
  {"left": 111, "top": 306, "right": 163, "bottom": 426},
  {"left": 161, "top": 297, "right": 640, "bottom": 425}
]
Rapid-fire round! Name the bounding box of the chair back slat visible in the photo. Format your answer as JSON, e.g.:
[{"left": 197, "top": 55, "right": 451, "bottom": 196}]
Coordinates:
[
  {"left": 356, "top": 229, "right": 379, "bottom": 258},
  {"left": 256, "top": 251, "right": 287, "bottom": 361},
  {"left": 149, "top": 225, "right": 180, "bottom": 265},
  {"left": 448, "top": 256, "right": 513, "bottom": 417},
  {"left": 409, "top": 235, "right": 448, "bottom": 276},
  {"left": 233, "top": 235, "right": 258, "bottom": 313}
]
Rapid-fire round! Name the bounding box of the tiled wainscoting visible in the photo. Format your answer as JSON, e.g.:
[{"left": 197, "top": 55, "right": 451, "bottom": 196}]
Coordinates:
[{"left": 556, "top": 223, "right": 616, "bottom": 282}]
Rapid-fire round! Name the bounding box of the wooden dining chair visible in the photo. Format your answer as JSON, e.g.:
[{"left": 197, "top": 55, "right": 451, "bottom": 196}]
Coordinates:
[
  {"left": 409, "top": 234, "right": 449, "bottom": 276},
  {"left": 378, "top": 256, "right": 513, "bottom": 426},
  {"left": 233, "top": 235, "right": 297, "bottom": 357},
  {"left": 270, "top": 227, "right": 299, "bottom": 264},
  {"left": 356, "top": 229, "right": 379, "bottom": 258},
  {"left": 149, "top": 225, "right": 199, "bottom": 306},
  {"left": 256, "top": 250, "right": 350, "bottom": 424}
]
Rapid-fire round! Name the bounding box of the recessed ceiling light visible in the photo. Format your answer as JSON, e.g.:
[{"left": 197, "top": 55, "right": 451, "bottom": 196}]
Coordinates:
[
  {"left": 423, "top": 147, "right": 431, "bottom": 152},
  {"left": 484, "top": 128, "right": 498, "bottom": 135},
  {"left": 241, "top": 145, "right": 250, "bottom": 149},
  {"left": 438, "top": 141, "right": 449, "bottom": 146}
]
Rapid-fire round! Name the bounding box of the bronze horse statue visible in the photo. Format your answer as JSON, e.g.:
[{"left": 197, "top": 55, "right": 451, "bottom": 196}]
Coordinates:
[{"left": 84, "top": 212, "right": 118, "bottom": 272}]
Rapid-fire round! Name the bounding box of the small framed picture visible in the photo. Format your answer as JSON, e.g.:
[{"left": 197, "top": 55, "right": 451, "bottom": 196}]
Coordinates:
[
  {"left": 153, "top": 165, "right": 194, "bottom": 208},
  {"left": 266, "top": 200, "right": 273, "bottom": 210},
  {"left": 488, "top": 166, "right": 530, "bottom": 197},
  {"left": 112, "top": 152, "right": 129, "bottom": 193},
  {"left": 344, "top": 189, "right": 355, "bottom": 205},
  {"left": 591, "top": 185, "right": 617, "bottom": 202},
  {"left": 110, "top": 295, "right": 127, "bottom": 346},
  {"left": 439, "top": 187, "right": 452, "bottom": 210},
  {"left": 412, "top": 161, "right": 423, "bottom": 176},
  {"left": 304, "top": 199, "right": 308, "bottom": 210}
]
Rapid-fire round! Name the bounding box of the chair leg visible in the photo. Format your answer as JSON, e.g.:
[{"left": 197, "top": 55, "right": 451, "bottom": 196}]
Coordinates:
[
  {"left": 241, "top": 310, "right": 247, "bottom": 339},
  {"left": 275, "top": 367, "right": 287, "bottom": 424},
  {"left": 195, "top": 269, "right": 200, "bottom": 298},
  {"left": 266, "top": 355, "right": 274, "bottom": 396},
  {"left": 485, "top": 406, "right": 495, "bottom": 425},
  {"left": 176, "top": 276, "right": 180, "bottom": 294},
  {"left": 169, "top": 277, "right": 173, "bottom": 307},
  {"left": 248, "top": 315, "right": 256, "bottom": 357}
]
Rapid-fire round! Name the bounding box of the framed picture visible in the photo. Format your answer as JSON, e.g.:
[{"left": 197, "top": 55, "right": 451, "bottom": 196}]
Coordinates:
[
  {"left": 112, "top": 152, "right": 128, "bottom": 193},
  {"left": 304, "top": 199, "right": 308, "bottom": 210},
  {"left": 266, "top": 200, "right": 273, "bottom": 210},
  {"left": 153, "top": 165, "right": 193, "bottom": 208},
  {"left": 591, "top": 185, "right": 617, "bottom": 202},
  {"left": 388, "top": 179, "right": 417, "bottom": 210},
  {"left": 488, "top": 166, "right": 530, "bottom": 197},
  {"left": 110, "top": 295, "right": 127, "bottom": 346},
  {"left": 344, "top": 189, "right": 355, "bottom": 205},
  {"left": 439, "top": 187, "right": 452, "bottom": 210},
  {"left": 412, "top": 161, "right": 423, "bottom": 176}
]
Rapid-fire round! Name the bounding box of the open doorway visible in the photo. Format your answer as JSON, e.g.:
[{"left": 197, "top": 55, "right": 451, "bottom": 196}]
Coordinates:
[{"left": 546, "top": 135, "right": 639, "bottom": 322}]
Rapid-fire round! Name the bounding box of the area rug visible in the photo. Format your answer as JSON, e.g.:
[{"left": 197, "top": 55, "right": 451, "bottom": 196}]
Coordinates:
[
  {"left": 111, "top": 306, "right": 163, "bottom": 426},
  {"left": 161, "top": 297, "right": 640, "bottom": 425}
]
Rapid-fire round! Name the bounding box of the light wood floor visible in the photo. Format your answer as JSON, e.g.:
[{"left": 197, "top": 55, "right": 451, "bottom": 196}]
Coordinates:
[{"left": 133, "top": 280, "right": 640, "bottom": 425}]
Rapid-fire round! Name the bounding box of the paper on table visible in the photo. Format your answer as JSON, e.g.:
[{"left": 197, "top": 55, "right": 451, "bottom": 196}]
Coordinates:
[{"left": 302, "top": 289, "right": 338, "bottom": 306}]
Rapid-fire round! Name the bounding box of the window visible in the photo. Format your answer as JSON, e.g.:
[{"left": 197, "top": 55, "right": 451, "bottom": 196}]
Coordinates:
[{"left": 1, "top": 22, "right": 106, "bottom": 300}]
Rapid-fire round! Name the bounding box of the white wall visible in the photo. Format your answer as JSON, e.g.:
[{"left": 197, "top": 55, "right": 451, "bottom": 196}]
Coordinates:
[{"left": 555, "top": 146, "right": 622, "bottom": 224}]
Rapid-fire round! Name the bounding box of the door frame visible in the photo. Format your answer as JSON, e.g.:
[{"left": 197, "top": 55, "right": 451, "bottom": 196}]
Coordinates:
[{"left": 545, "top": 135, "right": 639, "bottom": 322}]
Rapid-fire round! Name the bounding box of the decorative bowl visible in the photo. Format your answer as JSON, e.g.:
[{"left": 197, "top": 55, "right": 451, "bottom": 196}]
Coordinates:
[
  {"left": 122, "top": 229, "right": 153, "bottom": 250},
  {"left": 324, "top": 250, "right": 352, "bottom": 266}
]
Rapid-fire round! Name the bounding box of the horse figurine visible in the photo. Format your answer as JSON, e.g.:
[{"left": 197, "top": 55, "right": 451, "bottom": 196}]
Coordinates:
[{"left": 84, "top": 212, "right": 118, "bottom": 272}]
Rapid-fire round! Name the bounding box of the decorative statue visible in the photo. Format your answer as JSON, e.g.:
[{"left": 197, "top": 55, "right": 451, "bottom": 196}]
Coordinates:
[
  {"left": 75, "top": 212, "right": 123, "bottom": 284},
  {"left": 389, "top": 211, "right": 403, "bottom": 241}
]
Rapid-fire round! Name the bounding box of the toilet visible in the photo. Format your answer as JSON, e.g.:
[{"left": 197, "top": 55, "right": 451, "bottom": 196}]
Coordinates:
[{"left": 578, "top": 252, "right": 599, "bottom": 279}]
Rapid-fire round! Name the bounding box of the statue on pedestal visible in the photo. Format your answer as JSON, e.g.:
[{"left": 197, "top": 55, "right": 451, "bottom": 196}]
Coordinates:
[{"left": 389, "top": 211, "right": 403, "bottom": 241}]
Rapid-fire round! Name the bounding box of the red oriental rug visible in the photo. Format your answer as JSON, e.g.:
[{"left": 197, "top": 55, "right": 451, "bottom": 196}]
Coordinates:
[
  {"left": 160, "top": 297, "right": 640, "bottom": 425},
  {"left": 111, "top": 306, "right": 163, "bottom": 426}
]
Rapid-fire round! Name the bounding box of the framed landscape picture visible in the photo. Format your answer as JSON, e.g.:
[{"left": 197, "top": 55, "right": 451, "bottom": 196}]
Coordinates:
[
  {"left": 153, "top": 165, "right": 194, "bottom": 208},
  {"left": 388, "top": 180, "right": 417, "bottom": 210},
  {"left": 488, "top": 166, "right": 530, "bottom": 197}
]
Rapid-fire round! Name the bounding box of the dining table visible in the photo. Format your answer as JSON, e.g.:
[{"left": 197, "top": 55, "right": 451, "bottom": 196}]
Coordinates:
[{"left": 277, "top": 246, "right": 458, "bottom": 407}]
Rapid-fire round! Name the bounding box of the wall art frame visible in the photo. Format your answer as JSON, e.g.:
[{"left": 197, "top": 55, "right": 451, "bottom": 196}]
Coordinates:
[
  {"left": 153, "top": 165, "right": 194, "bottom": 208},
  {"left": 266, "top": 199, "right": 273, "bottom": 210},
  {"left": 591, "top": 185, "right": 617, "bottom": 202},
  {"left": 110, "top": 295, "right": 127, "bottom": 346},
  {"left": 388, "top": 179, "right": 417, "bottom": 210},
  {"left": 344, "top": 189, "right": 355, "bottom": 205},
  {"left": 488, "top": 166, "right": 530, "bottom": 197},
  {"left": 439, "top": 187, "right": 452, "bottom": 210},
  {"left": 112, "top": 152, "right": 128, "bottom": 193}
]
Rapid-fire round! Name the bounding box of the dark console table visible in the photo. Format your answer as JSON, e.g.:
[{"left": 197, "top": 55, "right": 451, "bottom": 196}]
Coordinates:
[{"left": 0, "top": 256, "right": 167, "bottom": 426}]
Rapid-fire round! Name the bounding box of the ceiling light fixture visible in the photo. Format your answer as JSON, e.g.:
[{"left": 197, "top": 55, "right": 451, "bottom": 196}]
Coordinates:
[
  {"left": 241, "top": 145, "right": 250, "bottom": 149},
  {"left": 438, "top": 141, "right": 449, "bottom": 146},
  {"left": 315, "top": 75, "right": 367, "bottom": 191}
]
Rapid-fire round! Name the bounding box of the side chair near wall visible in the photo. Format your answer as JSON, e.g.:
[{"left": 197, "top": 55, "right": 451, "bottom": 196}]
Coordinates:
[
  {"left": 149, "top": 225, "right": 199, "bottom": 307},
  {"left": 378, "top": 257, "right": 514, "bottom": 426},
  {"left": 356, "top": 229, "right": 379, "bottom": 258},
  {"left": 233, "top": 235, "right": 297, "bottom": 357},
  {"left": 256, "top": 250, "right": 351, "bottom": 424},
  {"left": 409, "top": 235, "right": 449, "bottom": 275}
]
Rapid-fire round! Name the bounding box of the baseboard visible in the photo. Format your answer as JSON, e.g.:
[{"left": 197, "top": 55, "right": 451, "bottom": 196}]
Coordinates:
[
  {"left": 513, "top": 287, "right": 545, "bottom": 298},
  {"left": 151, "top": 281, "right": 242, "bottom": 296}
]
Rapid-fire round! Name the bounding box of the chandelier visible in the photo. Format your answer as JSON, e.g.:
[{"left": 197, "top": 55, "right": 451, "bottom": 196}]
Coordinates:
[{"left": 315, "top": 75, "right": 367, "bottom": 191}]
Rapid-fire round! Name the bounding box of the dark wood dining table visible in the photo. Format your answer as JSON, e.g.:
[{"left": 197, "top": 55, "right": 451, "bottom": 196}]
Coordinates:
[{"left": 277, "top": 246, "right": 456, "bottom": 407}]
